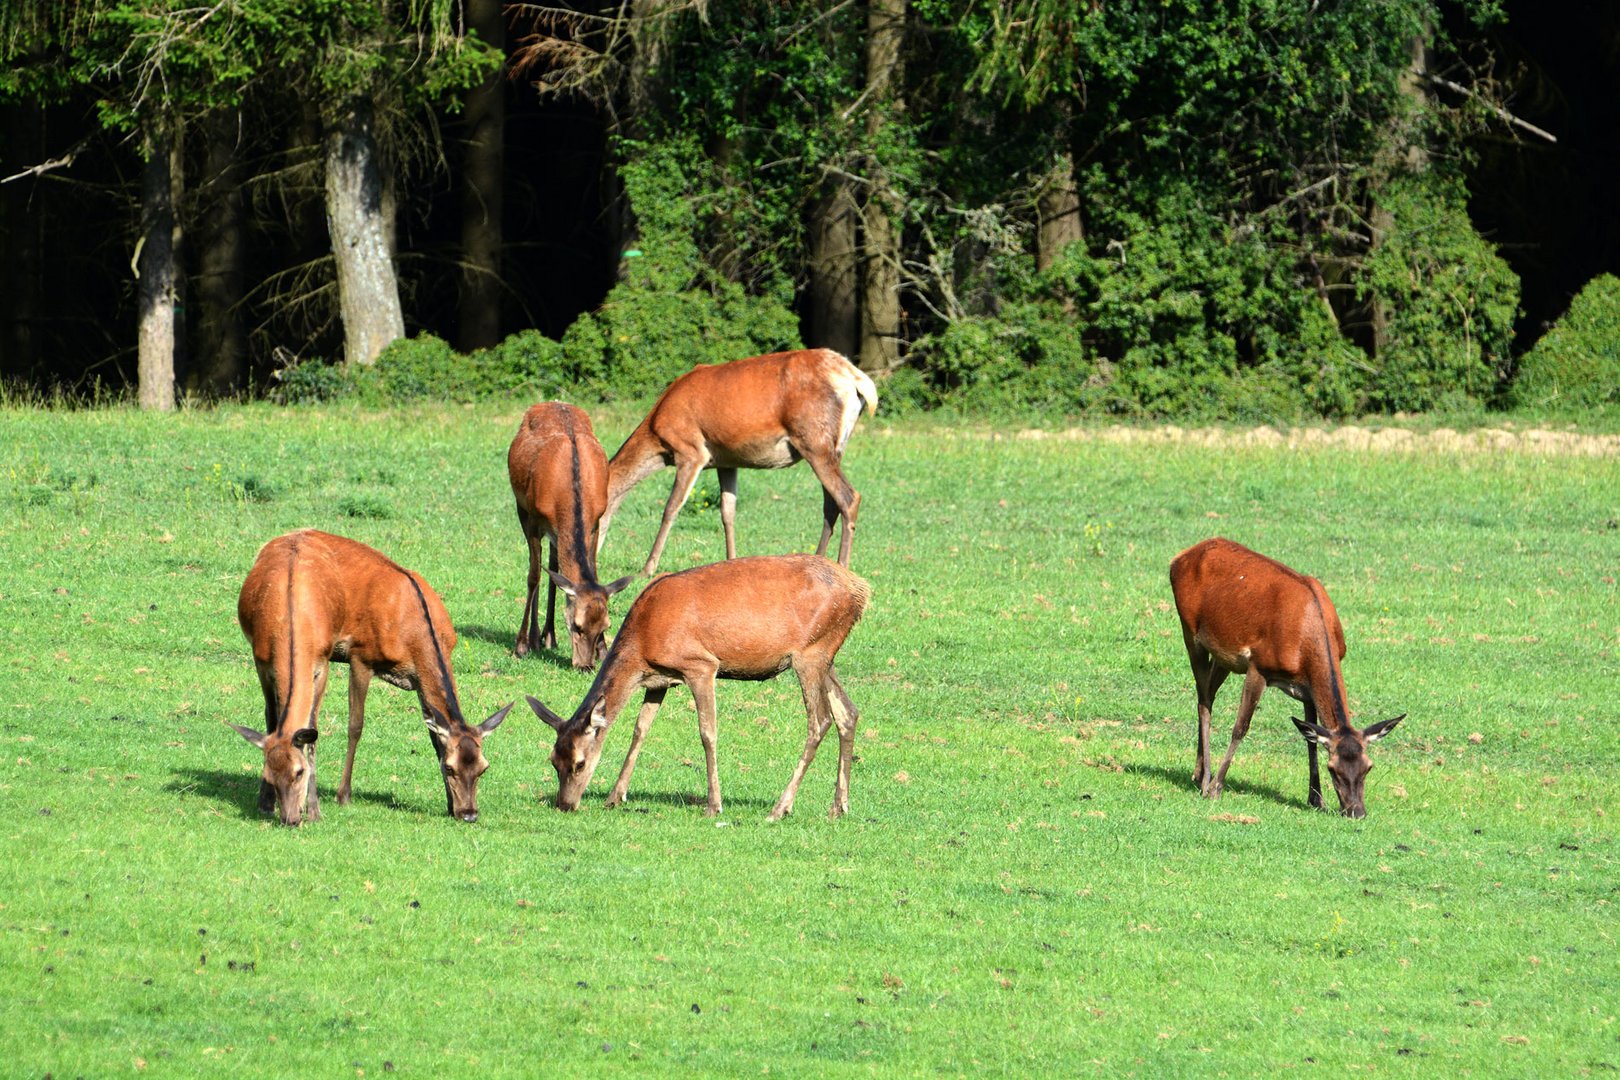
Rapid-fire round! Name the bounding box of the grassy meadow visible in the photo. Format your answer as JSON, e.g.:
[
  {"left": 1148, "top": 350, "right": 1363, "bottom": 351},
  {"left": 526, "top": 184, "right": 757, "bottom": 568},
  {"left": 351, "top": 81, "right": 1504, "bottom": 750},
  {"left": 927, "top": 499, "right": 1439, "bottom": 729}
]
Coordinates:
[{"left": 0, "top": 403, "right": 1616, "bottom": 1077}]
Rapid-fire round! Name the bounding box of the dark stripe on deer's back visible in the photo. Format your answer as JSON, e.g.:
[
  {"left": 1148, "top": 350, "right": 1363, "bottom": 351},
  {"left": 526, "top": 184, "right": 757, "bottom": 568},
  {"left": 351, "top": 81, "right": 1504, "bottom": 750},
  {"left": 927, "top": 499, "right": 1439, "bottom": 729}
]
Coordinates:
[
  {"left": 399, "top": 570, "right": 464, "bottom": 724},
  {"left": 277, "top": 534, "right": 301, "bottom": 734},
  {"left": 1310, "top": 591, "right": 1350, "bottom": 731},
  {"left": 562, "top": 408, "right": 597, "bottom": 587}
]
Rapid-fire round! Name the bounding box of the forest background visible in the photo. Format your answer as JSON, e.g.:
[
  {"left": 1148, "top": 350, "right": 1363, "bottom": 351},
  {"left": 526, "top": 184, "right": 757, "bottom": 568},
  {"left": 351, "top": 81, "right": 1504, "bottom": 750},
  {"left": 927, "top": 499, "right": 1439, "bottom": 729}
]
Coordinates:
[{"left": 1, "top": 0, "right": 1617, "bottom": 422}]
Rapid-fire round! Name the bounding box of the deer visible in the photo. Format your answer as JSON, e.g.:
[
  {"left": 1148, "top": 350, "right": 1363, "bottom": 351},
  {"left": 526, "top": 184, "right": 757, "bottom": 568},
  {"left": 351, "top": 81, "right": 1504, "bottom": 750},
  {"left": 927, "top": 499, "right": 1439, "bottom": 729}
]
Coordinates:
[
  {"left": 1168, "top": 537, "right": 1405, "bottom": 818},
  {"left": 599, "top": 348, "right": 878, "bottom": 576},
  {"left": 230, "top": 529, "right": 513, "bottom": 825},
  {"left": 523, "top": 554, "right": 870, "bottom": 820},
  {"left": 507, "top": 402, "right": 634, "bottom": 668}
]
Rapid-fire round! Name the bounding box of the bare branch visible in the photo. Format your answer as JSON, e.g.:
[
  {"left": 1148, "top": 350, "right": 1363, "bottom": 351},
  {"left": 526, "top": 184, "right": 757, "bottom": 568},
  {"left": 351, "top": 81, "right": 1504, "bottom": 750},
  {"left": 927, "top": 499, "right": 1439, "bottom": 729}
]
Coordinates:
[{"left": 1426, "top": 73, "right": 1557, "bottom": 144}]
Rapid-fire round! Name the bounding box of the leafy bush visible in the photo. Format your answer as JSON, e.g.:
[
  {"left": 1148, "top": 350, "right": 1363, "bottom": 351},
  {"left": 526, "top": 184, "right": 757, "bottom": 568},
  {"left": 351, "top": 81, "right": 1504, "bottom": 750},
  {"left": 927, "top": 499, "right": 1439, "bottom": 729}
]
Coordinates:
[
  {"left": 1357, "top": 178, "right": 1520, "bottom": 412},
  {"left": 273, "top": 356, "right": 350, "bottom": 404},
  {"left": 353, "top": 331, "right": 571, "bottom": 405},
  {"left": 1511, "top": 274, "right": 1620, "bottom": 412}
]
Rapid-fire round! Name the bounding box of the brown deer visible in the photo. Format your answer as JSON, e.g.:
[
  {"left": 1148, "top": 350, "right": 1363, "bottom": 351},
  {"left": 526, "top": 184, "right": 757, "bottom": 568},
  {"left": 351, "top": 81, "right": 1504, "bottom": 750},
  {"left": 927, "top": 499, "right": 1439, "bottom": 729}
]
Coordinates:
[
  {"left": 524, "top": 554, "right": 870, "bottom": 819},
  {"left": 230, "top": 529, "right": 513, "bottom": 825},
  {"left": 600, "top": 348, "right": 878, "bottom": 575},
  {"left": 507, "top": 402, "right": 633, "bottom": 668},
  {"left": 1169, "top": 537, "right": 1404, "bottom": 818}
]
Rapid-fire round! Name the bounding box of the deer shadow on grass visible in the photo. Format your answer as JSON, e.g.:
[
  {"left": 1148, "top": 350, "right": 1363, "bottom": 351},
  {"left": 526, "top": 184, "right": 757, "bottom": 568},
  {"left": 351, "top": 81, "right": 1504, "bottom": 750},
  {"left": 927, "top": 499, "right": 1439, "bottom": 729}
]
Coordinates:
[
  {"left": 1121, "top": 760, "right": 1310, "bottom": 812},
  {"left": 457, "top": 622, "right": 581, "bottom": 672},
  {"left": 165, "top": 766, "right": 440, "bottom": 819},
  {"left": 582, "top": 789, "right": 779, "bottom": 813}
]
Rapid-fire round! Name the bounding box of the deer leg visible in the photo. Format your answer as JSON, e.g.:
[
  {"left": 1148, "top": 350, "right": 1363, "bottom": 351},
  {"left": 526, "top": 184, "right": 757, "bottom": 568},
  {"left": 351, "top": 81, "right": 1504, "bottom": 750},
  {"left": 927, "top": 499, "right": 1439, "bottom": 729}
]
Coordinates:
[
  {"left": 255, "top": 663, "right": 278, "bottom": 813},
  {"left": 644, "top": 455, "right": 706, "bottom": 576},
  {"left": 770, "top": 664, "right": 837, "bottom": 821},
  {"left": 1210, "top": 668, "right": 1265, "bottom": 799},
  {"left": 717, "top": 467, "right": 739, "bottom": 559},
  {"left": 605, "top": 686, "right": 668, "bottom": 808},
  {"left": 303, "top": 662, "right": 331, "bottom": 823},
  {"left": 827, "top": 670, "right": 859, "bottom": 819},
  {"left": 515, "top": 514, "right": 540, "bottom": 657},
  {"left": 337, "top": 661, "right": 372, "bottom": 806},
  {"left": 689, "top": 672, "right": 723, "bottom": 816},
  {"left": 1303, "top": 700, "right": 1325, "bottom": 809},
  {"left": 540, "top": 537, "right": 560, "bottom": 651},
  {"left": 1186, "top": 637, "right": 1226, "bottom": 794},
  {"left": 802, "top": 451, "right": 859, "bottom": 566}
]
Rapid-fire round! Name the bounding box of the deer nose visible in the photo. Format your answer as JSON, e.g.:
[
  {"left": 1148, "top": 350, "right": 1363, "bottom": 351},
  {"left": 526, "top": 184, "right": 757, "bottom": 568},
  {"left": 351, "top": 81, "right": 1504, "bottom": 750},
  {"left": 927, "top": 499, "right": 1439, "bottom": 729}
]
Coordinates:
[
  {"left": 1343, "top": 805, "right": 1367, "bottom": 819},
  {"left": 459, "top": 810, "right": 479, "bottom": 823}
]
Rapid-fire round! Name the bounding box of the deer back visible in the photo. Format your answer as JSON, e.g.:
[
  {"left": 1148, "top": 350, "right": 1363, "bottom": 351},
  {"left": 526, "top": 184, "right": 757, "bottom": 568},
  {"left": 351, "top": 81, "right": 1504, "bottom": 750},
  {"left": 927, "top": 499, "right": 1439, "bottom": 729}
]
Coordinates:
[{"left": 509, "top": 402, "right": 609, "bottom": 573}]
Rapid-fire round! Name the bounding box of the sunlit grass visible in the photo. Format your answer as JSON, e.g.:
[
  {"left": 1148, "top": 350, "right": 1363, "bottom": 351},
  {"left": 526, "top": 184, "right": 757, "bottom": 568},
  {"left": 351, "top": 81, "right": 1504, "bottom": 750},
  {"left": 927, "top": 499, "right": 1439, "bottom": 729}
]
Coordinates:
[{"left": 0, "top": 402, "right": 1615, "bottom": 1076}]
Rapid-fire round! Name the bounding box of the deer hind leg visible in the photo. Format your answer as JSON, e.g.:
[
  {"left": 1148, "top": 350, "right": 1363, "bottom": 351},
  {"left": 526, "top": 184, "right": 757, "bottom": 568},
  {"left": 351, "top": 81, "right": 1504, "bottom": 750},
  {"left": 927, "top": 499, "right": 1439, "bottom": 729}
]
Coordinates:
[
  {"left": 717, "top": 467, "right": 739, "bottom": 559},
  {"left": 540, "top": 536, "right": 560, "bottom": 651},
  {"left": 1303, "top": 700, "right": 1325, "bottom": 810},
  {"left": 770, "top": 662, "right": 838, "bottom": 821},
  {"left": 644, "top": 454, "right": 707, "bottom": 576},
  {"left": 337, "top": 661, "right": 373, "bottom": 806},
  {"left": 515, "top": 514, "right": 540, "bottom": 657},
  {"left": 801, "top": 450, "right": 859, "bottom": 566},
  {"left": 689, "top": 671, "right": 724, "bottom": 816},
  {"left": 826, "top": 669, "right": 859, "bottom": 819},
  {"left": 606, "top": 686, "right": 668, "bottom": 808},
  {"left": 1210, "top": 667, "right": 1266, "bottom": 799}
]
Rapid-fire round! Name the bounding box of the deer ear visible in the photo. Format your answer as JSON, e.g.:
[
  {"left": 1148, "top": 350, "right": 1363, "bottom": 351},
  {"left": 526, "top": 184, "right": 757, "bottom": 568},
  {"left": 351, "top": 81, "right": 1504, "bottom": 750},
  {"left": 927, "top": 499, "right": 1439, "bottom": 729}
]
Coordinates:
[
  {"left": 290, "top": 727, "right": 318, "bottom": 749},
  {"left": 525, "top": 695, "right": 566, "bottom": 732},
  {"left": 602, "top": 575, "right": 635, "bottom": 597},
  {"left": 227, "top": 722, "right": 267, "bottom": 749},
  {"left": 423, "top": 707, "right": 453, "bottom": 740},
  {"left": 546, "top": 571, "right": 579, "bottom": 598},
  {"left": 478, "top": 701, "right": 515, "bottom": 735},
  {"left": 1290, "top": 716, "right": 1332, "bottom": 745},
  {"left": 587, "top": 699, "right": 611, "bottom": 734},
  {"left": 1363, "top": 714, "right": 1406, "bottom": 742}
]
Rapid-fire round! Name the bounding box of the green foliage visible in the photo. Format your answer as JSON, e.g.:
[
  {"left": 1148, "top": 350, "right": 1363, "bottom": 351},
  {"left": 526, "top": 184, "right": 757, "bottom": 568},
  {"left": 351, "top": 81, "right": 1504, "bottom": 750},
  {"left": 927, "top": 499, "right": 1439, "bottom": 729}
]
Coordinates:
[
  {"left": 273, "top": 355, "right": 350, "bottom": 405},
  {"left": 562, "top": 137, "right": 804, "bottom": 399},
  {"left": 353, "top": 331, "right": 571, "bottom": 405},
  {"left": 1511, "top": 274, "right": 1620, "bottom": 413},
  {"left": 1359, "top": 179, "right": 1520, "bottom": 412}
]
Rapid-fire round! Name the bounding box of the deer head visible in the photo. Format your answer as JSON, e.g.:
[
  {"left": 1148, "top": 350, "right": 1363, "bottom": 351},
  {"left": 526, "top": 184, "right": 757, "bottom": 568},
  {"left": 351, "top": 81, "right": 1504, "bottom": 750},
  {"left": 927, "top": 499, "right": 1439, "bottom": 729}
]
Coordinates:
[
  {"left": 1291, "top": 714, "right": 1405, "bottom": 818},
  {"left": 526, "top": 694, "right": 611, "bottom": 810},
  {"left": 423, "top": 702, "right": 513, "bottom": 822},
  {"left": 229, "top": 723, "right": 318, "bottom": 826},
  {"left": 547, "top": 571, "right": 634, "bottom": 669}
]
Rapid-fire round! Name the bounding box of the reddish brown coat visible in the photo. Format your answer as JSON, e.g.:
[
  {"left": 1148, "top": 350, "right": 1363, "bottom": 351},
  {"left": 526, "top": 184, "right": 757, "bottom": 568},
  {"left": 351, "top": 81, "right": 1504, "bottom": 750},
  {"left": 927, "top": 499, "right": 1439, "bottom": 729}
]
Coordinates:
[
  {"left": 1169, "top": 537, "right": 1403, "bottom": 817},
  {"left": 507, "top": 402, "right": 631, "bottom": 668},
  {"left": 602, "top": 348, "right": 877, "bottom": 574},
  {"left": 232, "top": 530, "right": 511, "bottom": 825},
  {"left": 527, "top": 554, "right": 871, "bottom": 820}
]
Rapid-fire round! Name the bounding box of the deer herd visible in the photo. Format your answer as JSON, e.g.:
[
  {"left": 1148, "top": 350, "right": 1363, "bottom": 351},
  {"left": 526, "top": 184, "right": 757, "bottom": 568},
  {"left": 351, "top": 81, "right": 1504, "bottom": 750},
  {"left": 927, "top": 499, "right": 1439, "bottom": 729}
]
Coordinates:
[{"left": 230, "top": 346, "right": 1407, "bottom": 826}]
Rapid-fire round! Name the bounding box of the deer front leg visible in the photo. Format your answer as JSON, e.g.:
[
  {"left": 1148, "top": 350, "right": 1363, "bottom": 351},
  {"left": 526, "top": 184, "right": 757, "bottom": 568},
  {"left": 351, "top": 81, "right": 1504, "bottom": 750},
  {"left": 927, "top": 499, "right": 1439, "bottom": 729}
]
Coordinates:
[
  {"left": 515, "top": 511, "right": 539, "bottom": 656},
  {"left": 1303, "top": 701, "right": 1325, "bottom": 809},
  {"left": 689, "top": 673, "right": 723, "bottom": 816},
  {"left": 540, "top": 537, "right": 560, "bottom": 651},
  {"left": 1187, "top": 642, "right": 1225, "bottom": 795},
  {"left": 255, "top": 664, "right": 279, "bottom": 813},
  {"left": 770, "top": 665, "right": 837, "bottom": 821},
  {"left": 337, "top": 661, "right": 373, "bottom": 805},
  {"left": 302, "top": 662, "right": 332, "bottom": 823},
  {"left": 644, "top": 455, "right": 707, "bottom": 576},
  {"left": 717, "top": 467, "right": 739, "bottom": 559},
  {"left": 1210, "top": 667, "right": 1266, "bottom": 799},
  {"left": 605, "top": 686, "right": 667, "bottom": 808}
]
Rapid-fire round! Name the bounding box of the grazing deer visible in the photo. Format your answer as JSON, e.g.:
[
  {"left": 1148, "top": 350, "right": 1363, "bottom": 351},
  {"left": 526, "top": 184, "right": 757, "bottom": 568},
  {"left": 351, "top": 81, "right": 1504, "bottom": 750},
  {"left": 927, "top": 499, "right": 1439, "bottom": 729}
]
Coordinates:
[
  {"left": 524, "top": 554, "right": 870, "bottom": 819},
  {"left": 1169, "top": 537, "right": 1404, "bottom": 818},
  {"left": 600, "top": 348, "right": 878, "bottom": 575},
  {"left": 230, "top": 530, "right": 513, "bottom": 825},
  {"left": 508, "top": 402, "right": 633, "bottom": 668}
]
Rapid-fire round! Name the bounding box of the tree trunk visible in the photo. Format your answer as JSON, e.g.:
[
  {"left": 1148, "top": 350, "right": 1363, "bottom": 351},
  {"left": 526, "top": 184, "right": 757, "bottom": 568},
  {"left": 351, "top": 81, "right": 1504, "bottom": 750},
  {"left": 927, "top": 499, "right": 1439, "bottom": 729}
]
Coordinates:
[
  {"left": 137, "top": 122, "right": 179, "bottom": 411},
  {"left": 459, "top": 0, "right": 506, "bottom": 351},
  {"left": 190, "top": 109, "right": 247, "bottom": 396},
  {"left": 1368, "top": 33, "right": 1430, "bottom": 358},
  {"left": 325, "top": 95, "right": 404, "bottom": 367},
  {"left": 859, "top": 0, "right": 906, "bottom": 374},
  {"left": 806, "top": 181, "right": 860, "bottom": 358}
]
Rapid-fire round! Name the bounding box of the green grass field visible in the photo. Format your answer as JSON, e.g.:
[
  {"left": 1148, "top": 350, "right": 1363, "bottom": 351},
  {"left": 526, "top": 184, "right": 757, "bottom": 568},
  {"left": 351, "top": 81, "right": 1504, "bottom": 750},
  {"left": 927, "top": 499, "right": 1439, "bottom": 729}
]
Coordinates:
[{"left": 1, "top": 403, "right": 1615, "bottom": 1077}]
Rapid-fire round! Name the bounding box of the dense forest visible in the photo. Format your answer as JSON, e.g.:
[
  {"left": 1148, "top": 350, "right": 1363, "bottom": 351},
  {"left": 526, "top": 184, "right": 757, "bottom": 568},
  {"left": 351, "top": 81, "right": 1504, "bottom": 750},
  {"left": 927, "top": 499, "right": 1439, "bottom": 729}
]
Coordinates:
[{"left": 1, "top": 1, "right": 1616, "bottom": 418}]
